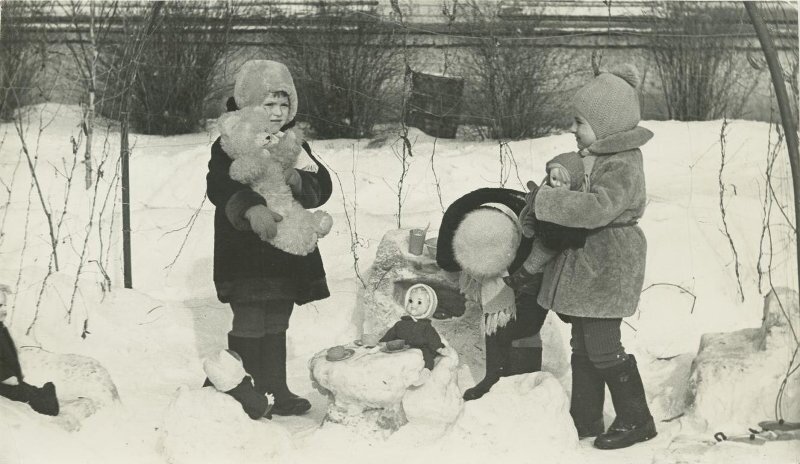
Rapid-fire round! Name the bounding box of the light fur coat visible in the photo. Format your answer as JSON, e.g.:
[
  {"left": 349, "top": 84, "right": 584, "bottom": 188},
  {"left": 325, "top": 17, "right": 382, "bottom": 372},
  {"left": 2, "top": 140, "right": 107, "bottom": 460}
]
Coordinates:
[{"left": 533, "top": 127, "right": 651, "bottom": 318}]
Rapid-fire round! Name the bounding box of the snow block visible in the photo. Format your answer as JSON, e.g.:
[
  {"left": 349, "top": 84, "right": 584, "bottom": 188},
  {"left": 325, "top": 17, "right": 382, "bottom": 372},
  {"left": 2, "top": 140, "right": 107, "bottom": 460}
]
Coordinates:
[
  {"left": 309, "top": 342, "right": 463, "bottom": 439},
  {"left": 442, "top": 372, "right": 578, "bottom": 459},
  {"left": 159, "top": 387, "right": 292, "bottom": 464},
  {"left": 18, "top": 347, "right": 120, "bottom": 431},
  {"left": 686, "top": 287, "right": 800, "bottom": 430}
]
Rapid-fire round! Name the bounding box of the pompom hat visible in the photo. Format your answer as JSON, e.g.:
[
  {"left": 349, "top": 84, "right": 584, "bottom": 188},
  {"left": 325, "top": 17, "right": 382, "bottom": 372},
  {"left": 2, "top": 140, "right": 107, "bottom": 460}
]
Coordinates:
[
  {"left": 234, "top": 60, "right": 298, "bottom": 121},
  {"left": 571, "top": 64, "right": 641, "bottom": 140}
]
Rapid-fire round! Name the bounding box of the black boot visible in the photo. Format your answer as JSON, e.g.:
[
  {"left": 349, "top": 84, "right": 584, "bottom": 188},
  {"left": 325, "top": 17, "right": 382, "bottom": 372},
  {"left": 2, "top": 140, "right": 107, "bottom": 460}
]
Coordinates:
[
  {"left": 506, "top": 346, "right": 542, "bottom": 376},
  {"left": 570, "top": 355, "right": 605, "bottom": 438},
  {"left": 0, "top": 381, "right": 59, "bottom": 416},
  {"left": 227, "top": 335, "right": 268, "bottom": 393},
  {"left": 594, "top": 355, "right": 657, "bottom": 450},
  {"left": 263, "top": 332, "right": 311, "bottom": 416},
  {"left": 463, "top": 329, "right": 511, "bottom": 401},
  {"left": 224, "top": 375, "right": 272, "bottom": 420}
]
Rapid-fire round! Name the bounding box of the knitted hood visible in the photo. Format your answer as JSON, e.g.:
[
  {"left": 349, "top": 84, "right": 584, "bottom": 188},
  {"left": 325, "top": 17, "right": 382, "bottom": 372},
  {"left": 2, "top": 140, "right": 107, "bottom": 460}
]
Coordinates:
[{"left": 234, "top": 60, "right": 298, "bottom": 121}]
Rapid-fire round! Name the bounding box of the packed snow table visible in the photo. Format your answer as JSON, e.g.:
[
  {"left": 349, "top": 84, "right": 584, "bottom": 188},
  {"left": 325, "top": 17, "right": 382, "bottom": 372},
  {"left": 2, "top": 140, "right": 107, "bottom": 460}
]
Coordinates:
[{"left": 308, "top": 229, "right": 465, "bottom": 437}]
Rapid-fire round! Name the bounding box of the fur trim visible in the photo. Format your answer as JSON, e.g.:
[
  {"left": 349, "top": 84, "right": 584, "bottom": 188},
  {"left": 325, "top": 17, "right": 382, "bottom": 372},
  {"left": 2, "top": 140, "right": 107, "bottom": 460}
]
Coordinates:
[
  {"left": 588, "top": 126, "right": 653, "bottom": 154},
  {"left": 452, "top": 208, "right": 520, "bottom": 277},
  {"left": 203, "top": 349, "right": 247, "bottom": 393}
]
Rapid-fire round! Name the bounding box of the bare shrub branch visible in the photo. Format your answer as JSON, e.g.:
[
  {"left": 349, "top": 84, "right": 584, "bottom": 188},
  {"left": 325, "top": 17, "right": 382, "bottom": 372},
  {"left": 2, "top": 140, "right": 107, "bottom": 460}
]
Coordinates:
[{"left": 717, "top": 118, "right": 744, "bottom": 302}]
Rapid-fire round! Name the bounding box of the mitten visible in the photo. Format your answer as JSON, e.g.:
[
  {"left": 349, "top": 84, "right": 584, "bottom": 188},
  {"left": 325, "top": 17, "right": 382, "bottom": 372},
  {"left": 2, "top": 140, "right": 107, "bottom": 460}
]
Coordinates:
[
  {"left": 245, "top": 204, "right": 283, "bottom": 241},
  {"left": 284, "top": 168, "right": 302, "bottom": 196}
]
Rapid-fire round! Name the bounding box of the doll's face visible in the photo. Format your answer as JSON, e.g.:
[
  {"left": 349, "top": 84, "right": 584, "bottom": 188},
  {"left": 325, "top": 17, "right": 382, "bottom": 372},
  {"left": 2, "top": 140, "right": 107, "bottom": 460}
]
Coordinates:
[
  {"left": 262, "top": 93, "right": 290, "bottom": 135},
  {"left": 548, "top": 166, "right": 571, "bottom": 189},
  {"left": 0, "top": 293, "right": 6, "bottom": 323},
  {"left": 406, "top": 286, "right": 433, "bottom": 318}
]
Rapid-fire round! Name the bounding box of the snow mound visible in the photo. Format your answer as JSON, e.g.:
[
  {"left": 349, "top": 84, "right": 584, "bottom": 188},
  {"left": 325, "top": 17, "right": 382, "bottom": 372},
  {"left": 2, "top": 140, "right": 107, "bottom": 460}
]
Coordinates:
[
  {"left": 441, "top": 371, "right": 578, "bottom": 461},
  {"left": 687, "top": 288, "right": 800, "bottom": 430},
  {"left": 159, "top": 387, "right": 292, "bottom": 464},
  {"left": 19, "top": 347, "right": 120, "bottom": 431}
]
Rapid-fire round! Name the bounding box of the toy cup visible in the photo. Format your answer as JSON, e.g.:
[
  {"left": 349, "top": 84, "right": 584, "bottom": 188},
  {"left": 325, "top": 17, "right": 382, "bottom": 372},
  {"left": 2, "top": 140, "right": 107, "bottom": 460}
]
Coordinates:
[
  {"left": 409, "top": 229, "right": 426, "bottom": 255},
  {"left": 361, "top": 333, "right": 380, "bottom": 347},
  {"left": 326, "top": 345, "right": 347, "bottom": 361}
]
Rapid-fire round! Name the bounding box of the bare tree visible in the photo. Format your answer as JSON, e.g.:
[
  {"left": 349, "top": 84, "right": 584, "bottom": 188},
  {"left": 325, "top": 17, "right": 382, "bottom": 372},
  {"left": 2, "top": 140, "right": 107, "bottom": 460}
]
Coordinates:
[
  {"left": 460, "top": 1, "right": 566, "bottom": 140},
  {"left": 272, "top": 2, "right": 402, "bottom": 139},
  {"left": 647, "top": 2, "right": 757, "bottom": 121},
  {"left": 63, "top": 0, "right": 119, "bottom": 189}
]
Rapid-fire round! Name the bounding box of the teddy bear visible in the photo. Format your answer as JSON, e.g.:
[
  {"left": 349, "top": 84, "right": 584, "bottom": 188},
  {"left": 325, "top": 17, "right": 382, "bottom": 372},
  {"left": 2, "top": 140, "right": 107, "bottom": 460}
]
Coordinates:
[{"left": 217, "top": 106, "right": 333, "bottom": 256}]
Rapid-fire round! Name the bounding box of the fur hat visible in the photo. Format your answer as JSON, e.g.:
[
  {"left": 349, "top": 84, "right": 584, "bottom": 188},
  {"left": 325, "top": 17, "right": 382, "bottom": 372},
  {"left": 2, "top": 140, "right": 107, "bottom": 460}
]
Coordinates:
[
  {"left": 546, "top": 152, "right": 584, "bottom": 190},
  {"left": 436, "top": 188, "right": 533, "bottom": 277},
  {"left": 571, "top": 63, "right": 641, "bottom": 140},
  {"left": 234, "top": 60, "right": 298, "bottom": 122}
]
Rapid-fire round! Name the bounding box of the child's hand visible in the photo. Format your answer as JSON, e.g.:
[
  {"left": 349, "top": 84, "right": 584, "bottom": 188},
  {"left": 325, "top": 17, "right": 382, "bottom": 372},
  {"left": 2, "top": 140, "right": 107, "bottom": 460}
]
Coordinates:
[
  {"left": 245, "top": 204, "right": 283, "bottom": 241},
  {"left": 284, "top": 168, "right": 302, "bottom": 195}
]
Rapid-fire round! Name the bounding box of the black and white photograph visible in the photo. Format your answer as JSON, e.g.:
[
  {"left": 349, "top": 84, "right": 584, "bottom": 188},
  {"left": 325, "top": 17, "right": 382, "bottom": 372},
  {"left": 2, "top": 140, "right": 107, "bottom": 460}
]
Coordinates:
[{"left": 0, "top": 0, "right": 798, "bottom": 462}]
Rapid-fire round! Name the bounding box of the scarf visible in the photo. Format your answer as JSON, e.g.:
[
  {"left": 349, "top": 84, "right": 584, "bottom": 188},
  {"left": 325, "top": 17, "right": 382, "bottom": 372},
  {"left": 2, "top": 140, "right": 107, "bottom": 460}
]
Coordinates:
[{"left": 459, "top": 272, "right": 516, "bottom": 336}]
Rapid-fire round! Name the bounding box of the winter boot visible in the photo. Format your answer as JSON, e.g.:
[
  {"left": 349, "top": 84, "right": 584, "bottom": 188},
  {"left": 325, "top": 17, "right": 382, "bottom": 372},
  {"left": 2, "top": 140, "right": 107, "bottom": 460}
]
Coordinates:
[
  {"left": 506, "top": 346, "right": 542, "bottom": 376},
  {"left": 227, "top": 334, "right": 268, "bottom": 392},
  {"left": 263, "top": 332, "right": 311, "bottom": 416},
  {"left": 570, "top": 354, "right": 605, "bottom": 438},
  {"left": 204, "top": 350, "right": 272, "bottom": 420},
  {"left": 593, "top": 355, "right": 657, "bottom": 450},
  {"left": 463, "top": 329, "right": 511, "bottom": 401},
  {"left": 0, "top": 381, "right": 59, "bottom": 416}
]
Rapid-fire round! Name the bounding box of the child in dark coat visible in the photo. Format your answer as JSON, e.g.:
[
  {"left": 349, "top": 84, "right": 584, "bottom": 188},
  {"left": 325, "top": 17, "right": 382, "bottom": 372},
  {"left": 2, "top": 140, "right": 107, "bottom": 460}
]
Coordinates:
[
  {"left": 380, "top": 284, "right": 445, "bottom": 371},
  {"left": 0, "top": 286, "right": 59, "bottom": 416},
  {"left": 206, "top": 60, "right": 333, "bottom": 416}
]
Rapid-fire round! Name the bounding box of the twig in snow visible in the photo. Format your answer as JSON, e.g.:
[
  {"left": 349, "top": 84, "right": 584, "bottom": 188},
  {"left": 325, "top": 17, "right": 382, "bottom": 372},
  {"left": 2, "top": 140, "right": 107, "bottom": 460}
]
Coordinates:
[
  {"left": 717, "top": 118, "right": 744, "bottom": 302},
  {"left": 163, "top": 195, "right": 207, "bottom": 272},
  {"left": 328, "top": 145, "right": 367, "bottom": 290},
  {"left": 641, "top": 282, "right": 698, "bottom": 314},
  {"left": 429, "top": 137, "right": 445, "bottom": 213}
]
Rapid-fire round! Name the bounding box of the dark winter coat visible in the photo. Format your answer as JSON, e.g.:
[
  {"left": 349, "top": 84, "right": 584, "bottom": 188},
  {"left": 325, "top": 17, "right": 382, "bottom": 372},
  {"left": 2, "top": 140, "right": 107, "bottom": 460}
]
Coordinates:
[
  {"left": 0, "top": 323, "right": 22, "bottom": 382},
  {"left": 380, "top": 316, "right": 444, "bottom": 370},
  {"left": 207, "top": 117, "right": 333, "bottom": 305},
  {"left": 533, "top": 127, "right": 652, "bottom": 319}
]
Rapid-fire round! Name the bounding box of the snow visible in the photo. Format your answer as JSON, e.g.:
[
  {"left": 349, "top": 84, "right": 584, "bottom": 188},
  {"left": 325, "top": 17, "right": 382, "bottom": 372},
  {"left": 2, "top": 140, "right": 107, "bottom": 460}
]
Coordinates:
[{"left": 0, "top": 103, "right": 798, "bottom": 463}]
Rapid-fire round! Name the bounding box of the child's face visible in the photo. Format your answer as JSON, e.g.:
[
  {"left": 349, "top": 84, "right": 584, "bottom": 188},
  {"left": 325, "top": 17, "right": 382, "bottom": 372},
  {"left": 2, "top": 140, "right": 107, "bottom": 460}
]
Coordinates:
[
  {"left": 548, "top": 166, "right": 571, "bottom": 189},
  {"left": 570, "top": 115, "right": 597, "bottom": 149},
  {"left": 262, "top": 93, "right": 290, "bottom": 134}
]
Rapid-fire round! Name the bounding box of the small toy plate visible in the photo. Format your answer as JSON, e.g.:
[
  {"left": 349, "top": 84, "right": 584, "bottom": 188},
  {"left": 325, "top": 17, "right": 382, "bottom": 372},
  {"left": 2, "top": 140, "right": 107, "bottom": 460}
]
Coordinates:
[
  {"left": 326, "top": 348, "right": 355, "bottom": 362},
  {"left": 380, "top": 344, "right": 412, "bottom": 353}
]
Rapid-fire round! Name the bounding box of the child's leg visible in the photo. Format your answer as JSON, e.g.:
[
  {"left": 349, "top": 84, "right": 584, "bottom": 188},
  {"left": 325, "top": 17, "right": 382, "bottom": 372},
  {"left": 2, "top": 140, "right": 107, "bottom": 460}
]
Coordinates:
[
  {"left": 569, "top": 318, "right": 606, "bottom": 438},
  {"left": 577, "top": 317, "right": 656, "bottom": 450},
  {"left": 260, "top": 301, "right": 311, "bottom": 416},
  {"left": 226, "top": 300, "right": 269, "bottom": 394}
]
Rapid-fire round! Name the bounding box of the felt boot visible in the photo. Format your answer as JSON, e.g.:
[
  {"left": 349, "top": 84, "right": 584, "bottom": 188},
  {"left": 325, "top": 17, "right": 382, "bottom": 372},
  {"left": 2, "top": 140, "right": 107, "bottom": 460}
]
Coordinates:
[
  {"left": 570, "top": 354, "right": 605, "bottom": 438},
  {"left": 263, "top": 332, "right": 311, "bottom": 416},
  {"left": 594, "top": 355, "right": 657, "bottom": 450},
  {"left": 506, "top": 346, "right": 542, "bottom": 376},
  {"left": 463, "top": 329, "right": 511, "bottom": 401},
  {"left": 0, "top": 381, "right": 59, "bottom": 416},
  {"left": 225, "top": 376, "right": 273, "bottom": 420},
  {"left": 203, "top": 349, "right": 272, "bottom": 420},
  {"left": 227, "top": 334, "right": 268, "bottom": 393}
]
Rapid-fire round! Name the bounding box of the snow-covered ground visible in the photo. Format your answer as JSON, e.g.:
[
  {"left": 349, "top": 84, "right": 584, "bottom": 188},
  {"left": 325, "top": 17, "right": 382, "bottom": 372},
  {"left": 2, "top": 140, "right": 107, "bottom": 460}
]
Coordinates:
[{"left": 0, "top": 103, "right": 797, "bottom": 463}]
